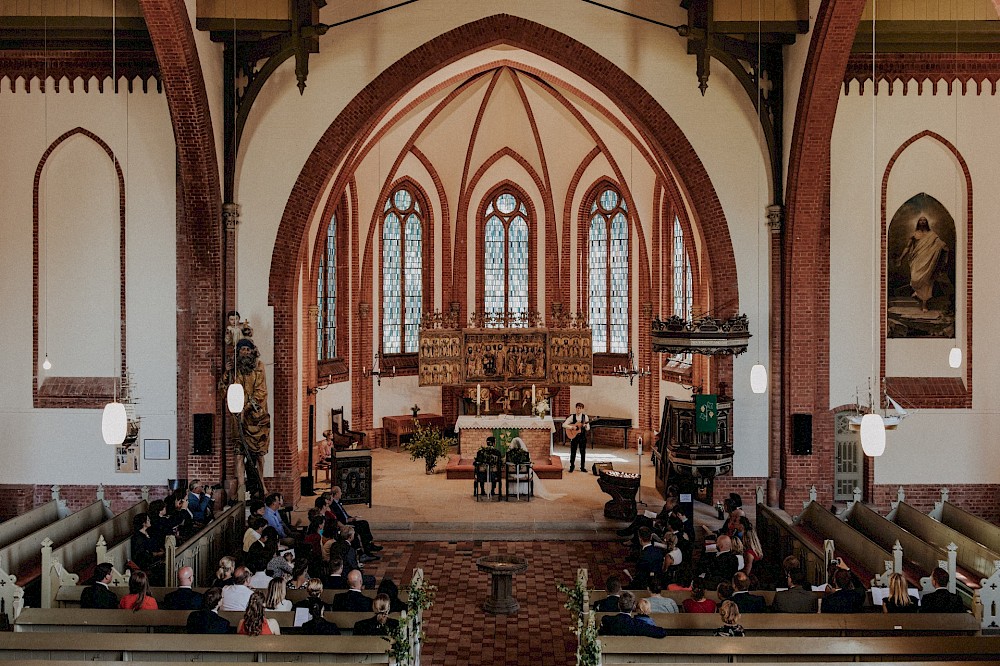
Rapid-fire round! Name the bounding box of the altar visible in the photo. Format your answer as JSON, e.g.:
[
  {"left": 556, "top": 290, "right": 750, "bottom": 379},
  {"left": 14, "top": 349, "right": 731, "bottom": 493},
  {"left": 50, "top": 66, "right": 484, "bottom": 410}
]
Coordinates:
[{"left": 451, "top": 415, "right": 563, "bottom": 479}]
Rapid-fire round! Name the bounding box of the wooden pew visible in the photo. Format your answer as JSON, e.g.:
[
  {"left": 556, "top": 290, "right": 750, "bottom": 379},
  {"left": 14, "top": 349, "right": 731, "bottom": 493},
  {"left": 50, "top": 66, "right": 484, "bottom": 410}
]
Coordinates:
[
  {"left": 592, "top": 611, "right": 980, "bottom": 636},
  {"left": 164, "top": 501, "right": 245, "bottom": 587},
  {"left": 14, "top": 607, "right": 401, "bottom": 634},
  {"left": 599, "top": 635, "right": 1000, "bottom": 663},
  {"left": 935, "top": 501, "right": 1000, "bottom": 557},
  {"left": 847, "top": 501, "right": 980, "bottom": 593},
  {"left": 0, "top": 498, "right": 112, "bottom": 588},
  {"left": 587, "top": 588, "right": 827, "bottom": 609},
  {"left": 0, "top": 632, "right": 391, "bottom": 662},
  {"left": 758, "top": 503, "right": 846, "bottom": 586},
  {"left": 0, "top": 494, "right": 69, "bottom": 551},
  {"left": 41, "top": 498, "right": 149, "bottom": 608},
  {"left": 892, "top": 502, "right": 998, "bottom": 588},
  {"left": 797, "top": 501, "right": 891, "bottom": 587},
  {"left": 55, "top": 585, "right": 407, "bottom": 607}
]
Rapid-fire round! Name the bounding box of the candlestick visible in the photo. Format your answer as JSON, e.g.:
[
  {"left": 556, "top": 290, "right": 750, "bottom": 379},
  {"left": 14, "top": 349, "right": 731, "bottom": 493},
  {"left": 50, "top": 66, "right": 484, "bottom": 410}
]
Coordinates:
[
  {"left": 531, "top": 384, "right": 536, "bottom": 405},
  {"left": 476, "top": 383, "right": 481, "bottom": 405}
]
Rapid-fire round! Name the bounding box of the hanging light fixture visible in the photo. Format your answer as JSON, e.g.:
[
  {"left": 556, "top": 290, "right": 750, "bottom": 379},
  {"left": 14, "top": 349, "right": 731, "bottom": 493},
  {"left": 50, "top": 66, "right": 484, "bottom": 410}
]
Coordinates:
[
  {"left": 860, "top": 0, "right": 885, "bottom": 457},
  {"left": 948, "top": 346, "right": 961, "bottom": 368},
  {"left": 226, "top": 15, "right": 245, "bottom": 418},
  {"left": 227, "top": 381, "right": 245, "bottom": 414},
  {"left": 750, "top": 3, "right": 767, "bottom": 394},
  {"left": 41, "top": 16, "right": 52, "bottom": 373},
  {"left": 947, "top": 19, "right": 961, "bottom": 371}
]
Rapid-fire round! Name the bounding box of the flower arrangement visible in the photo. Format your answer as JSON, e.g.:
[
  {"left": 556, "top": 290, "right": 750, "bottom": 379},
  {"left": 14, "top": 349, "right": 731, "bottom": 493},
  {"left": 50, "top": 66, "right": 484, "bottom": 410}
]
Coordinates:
[
  {"left": 402, "top": 424, "right": 456, "bottom": 474},
  {"left": 557, "top": 571, "right": 601, "bottom": 666},
  {"left": 534, "top": 397, "right": 550, "bottom": 418},
  {"left": 505, "top": 446, "right": 530, "bottom": 466}
]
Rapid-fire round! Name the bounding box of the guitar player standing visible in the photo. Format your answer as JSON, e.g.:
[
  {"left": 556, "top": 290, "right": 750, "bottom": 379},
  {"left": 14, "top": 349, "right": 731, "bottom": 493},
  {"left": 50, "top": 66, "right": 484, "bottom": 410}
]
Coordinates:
[{"left": 563, "top": 402, "right": 590, "bottom": 473}]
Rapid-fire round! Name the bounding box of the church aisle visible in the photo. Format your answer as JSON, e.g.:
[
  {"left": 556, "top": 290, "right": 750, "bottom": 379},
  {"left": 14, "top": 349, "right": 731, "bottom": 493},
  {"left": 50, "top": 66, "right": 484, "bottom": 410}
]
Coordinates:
[{"left": 364, "top": 540, "right": 629, "bottom": 666}]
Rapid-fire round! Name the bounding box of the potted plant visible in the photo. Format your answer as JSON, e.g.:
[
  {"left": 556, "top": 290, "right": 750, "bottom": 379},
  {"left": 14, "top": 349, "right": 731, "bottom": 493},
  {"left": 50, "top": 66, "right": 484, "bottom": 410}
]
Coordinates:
[{"left": 403, "top": 424, "right": 455, "bottom": 474}]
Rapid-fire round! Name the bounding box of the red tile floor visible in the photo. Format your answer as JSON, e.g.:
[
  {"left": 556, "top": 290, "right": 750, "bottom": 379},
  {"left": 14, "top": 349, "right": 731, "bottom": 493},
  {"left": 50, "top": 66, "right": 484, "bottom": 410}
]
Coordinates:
[{"left": 363, "top": 540, "right": 629, "bottom": 666}]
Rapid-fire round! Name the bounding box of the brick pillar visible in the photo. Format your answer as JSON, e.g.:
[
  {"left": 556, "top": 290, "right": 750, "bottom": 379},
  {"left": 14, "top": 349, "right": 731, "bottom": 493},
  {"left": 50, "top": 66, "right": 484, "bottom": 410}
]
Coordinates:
[{"left": 766, "top": 204, "right": 784, "bottom": 507}]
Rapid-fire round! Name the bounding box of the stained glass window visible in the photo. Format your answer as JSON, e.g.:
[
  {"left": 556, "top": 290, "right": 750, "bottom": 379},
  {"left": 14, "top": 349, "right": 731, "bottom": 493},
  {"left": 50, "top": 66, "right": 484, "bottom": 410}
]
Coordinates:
[
  {"left": 382, "top": 186, "right": 423, "bottom": 353},
  {"left": 317, "top": 213, "right": 337, "bottom": 360},
  {"left": 588, "top": 186, "right": 629, "bottom": 353},
  {"left": 483, "top": 190, "right": 530, "bottom": 327}
]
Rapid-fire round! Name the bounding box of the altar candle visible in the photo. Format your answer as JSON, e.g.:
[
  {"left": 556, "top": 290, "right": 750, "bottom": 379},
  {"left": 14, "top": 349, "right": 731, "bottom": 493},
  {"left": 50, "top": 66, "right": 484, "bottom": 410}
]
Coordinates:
[
  {"left": 532, "top": 384, "right": 536, "bottom": 405},
  {"left": 476, "top": 383, "right": 481, "bottom": 405}
]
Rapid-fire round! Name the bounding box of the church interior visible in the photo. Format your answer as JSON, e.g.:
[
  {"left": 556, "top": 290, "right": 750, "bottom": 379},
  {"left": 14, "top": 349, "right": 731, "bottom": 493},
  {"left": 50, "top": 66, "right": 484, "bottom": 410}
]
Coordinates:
[{"left": 2, "top": 0, "right": 1000, "bottom": 663}]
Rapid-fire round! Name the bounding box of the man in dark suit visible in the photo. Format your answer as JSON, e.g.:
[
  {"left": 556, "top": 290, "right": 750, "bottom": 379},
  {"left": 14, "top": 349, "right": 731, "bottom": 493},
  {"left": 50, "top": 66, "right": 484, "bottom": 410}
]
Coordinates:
[
  {"left": 331, "top": 570, "right": 372, "bottom": 612},
  {"left": 593, "top": 576, "right": 623, "bottom": 612},
  {"left": 163, "top": 566, "right": 203, "bottom": 611},
  {"left": 920, "top": 567, "right": 967, "bottom": 613},
  {"left": 731, "top": 572, "right": 767, "bottom": 613},
  {"left": 186, "top": 588, "right": 233, "bottom": 634},
  {"left": 80, "top": 563, "right": 119, "bottom": 609},
  {"left": 628, "top": 527, "right": 665, "bottom": 589},
  {"left": 598, "top": 591, "right": 668, "bottom": 638},
  {"left": 772, "top": 555, "right": 819, "bottom": 613},
  {"left": 330, "top": 485, "right": 382, "bottom": 555},
  {"left": 821, "top": 566, "right": 866, "bottom": 613},
  {"left": 699, "top": 535, "right": 740, "bottom": 589},
  {"left": 246, "top": 526, "right": 277, "bottom": 573},
  {"left": 300, "top": 598, "right": 341, "bottom": 635},
  {"left": 323, "top": 556, "right": 349, "bottom": 590}
]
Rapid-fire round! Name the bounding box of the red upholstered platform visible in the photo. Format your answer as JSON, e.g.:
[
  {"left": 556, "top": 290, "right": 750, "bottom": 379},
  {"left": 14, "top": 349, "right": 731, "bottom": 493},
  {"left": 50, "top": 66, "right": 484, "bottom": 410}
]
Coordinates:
[{"left": 444, "top": 455, "right": 563, "bottom": 480}]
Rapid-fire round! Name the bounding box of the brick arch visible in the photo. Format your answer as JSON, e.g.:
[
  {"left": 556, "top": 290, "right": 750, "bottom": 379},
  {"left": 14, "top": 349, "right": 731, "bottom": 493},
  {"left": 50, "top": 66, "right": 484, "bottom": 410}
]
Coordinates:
[
  {"left": 780, "top": 0, "right": 867, "bottom": 510},
  {"left": 268, "top": 15, "right": 738, "bottom": 498},
  {"left": 137, "top": 0, "right": 222, "bottom": 486},
  {"left": 32, "top": 127, "right": 126, "bottom": 406}
]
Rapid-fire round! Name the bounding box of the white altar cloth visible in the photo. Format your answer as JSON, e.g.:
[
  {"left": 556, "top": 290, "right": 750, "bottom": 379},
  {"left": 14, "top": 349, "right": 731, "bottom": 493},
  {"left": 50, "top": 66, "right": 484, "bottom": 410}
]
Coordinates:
[{"left": 454, "top": 415, "right": 555, "bottom": 432}]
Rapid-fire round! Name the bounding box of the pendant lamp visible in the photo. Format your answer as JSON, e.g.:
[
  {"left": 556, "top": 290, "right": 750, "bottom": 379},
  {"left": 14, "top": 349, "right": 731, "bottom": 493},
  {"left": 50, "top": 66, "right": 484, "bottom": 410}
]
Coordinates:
[
  {"left": 860, "top": 412, "right": 886, "bottom": 457},
  {"left": 102, "top": 400, "right": 127, "bottom": 446},
  {"left": 948, "top": 347, "right": 962, "bottom": 369},
  {"left": 227, "top": 382, "right": 245, "bottom": 414},
  {"left": 750, "top": 364, "right": 768, "bottom": 394},
  {"left": 42, "top": 355, "right": 52, "bottom": 370}
]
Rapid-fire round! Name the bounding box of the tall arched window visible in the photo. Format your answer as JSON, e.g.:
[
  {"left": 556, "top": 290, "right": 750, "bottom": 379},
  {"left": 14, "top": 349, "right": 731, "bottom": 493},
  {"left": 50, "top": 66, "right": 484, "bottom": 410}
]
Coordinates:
[
  {"left": 483, "top": 190, "right": 529, "bottom": 327},
  {"left": 382, "top": 186, "right": 423, "bottom": 353},
  {"left": 671, "top": 215, "right": 694, "bottom": 367},
  {"left": 588, "top": 185, "right": 629, "bottom": 353},
  {"left": 317, "top": 213, "right": 337, "bottom": 360}
]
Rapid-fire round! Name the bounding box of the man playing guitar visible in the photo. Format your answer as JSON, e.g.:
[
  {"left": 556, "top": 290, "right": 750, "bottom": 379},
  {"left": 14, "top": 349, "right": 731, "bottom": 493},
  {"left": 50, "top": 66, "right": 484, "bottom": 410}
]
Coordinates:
[{"left": 563, "top": 402, "right": 590, "bottom": 473}]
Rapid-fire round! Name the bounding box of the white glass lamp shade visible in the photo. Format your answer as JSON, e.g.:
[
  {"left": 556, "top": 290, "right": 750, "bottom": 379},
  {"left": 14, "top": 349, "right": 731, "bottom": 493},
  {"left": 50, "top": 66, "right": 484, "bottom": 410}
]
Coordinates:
[
  {"left": 227, "top": 383, "right": 245, "bottom": 414},
  {"left": 750, "top": 364, "right": 768, "bottom": 394},
  {"left": 102, "top": 402, "right": 128, "bottom": 446},
  {"left": 949, "top": 347, "right": 962, "bottom": 369},
  {"left": 860, "top": 412, "right": 886, "bottom": 457},
  {"left": 42, "top": 355, "right": 52, "bottom": 371}
]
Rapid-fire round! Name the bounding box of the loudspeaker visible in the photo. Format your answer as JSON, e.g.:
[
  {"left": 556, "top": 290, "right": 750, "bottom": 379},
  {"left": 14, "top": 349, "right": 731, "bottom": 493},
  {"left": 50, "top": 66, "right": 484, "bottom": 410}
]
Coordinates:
[
  {"left": 193, "top": 413, "right": 214, "bottom": 455},
  {"left": 792, "top": 413, "right": 812, "bottom": 455}
]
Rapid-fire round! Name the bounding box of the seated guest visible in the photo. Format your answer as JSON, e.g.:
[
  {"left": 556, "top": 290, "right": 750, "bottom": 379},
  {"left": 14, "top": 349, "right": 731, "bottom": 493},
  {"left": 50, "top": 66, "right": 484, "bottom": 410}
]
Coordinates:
[
  {"left": 617, "top": 494, "right": 678, "bottom": 538},
  {"left": 301, "top": 597, "right": 341, "bottom": 635},
  {"left": 682, "top": 578, "right": 717, "bottom": 613},
  {"left": 266, "top": 550, "right": 294, "bottom": 578},
  {"left": 168, "top": 489, "right": 195, "bottom": 541},
  {"left": 327, "top": 524, "right": 363, "bottom": 572},
  {"left": 303, "top": 515, "right": 325, "bottom": 562},
  {"left": 645, "top": 579, "right": 679, "bottom": 613},
  {"left": 633, "top": 598, "right": 655, "bottom": 626},
  {"left": 130, "top": 512, "right": 162, "bottom": 573},
  {"left": 730, "top": 572, "right": 766, "bottom": 614},
  {"left": 120, "top": 570, "right": 158, "bottom": 611},
  {"left": 147, "top": 499, "right": 173, "bottom": 551},
  {"left": 322, "top": 556, "right": 348, "bottom": 590},
  {"left": 738, "top": 517, "right": 764, "bottom": 575},
  {"left": 716, "top": 581, "right": 734, "bottom": 604},
  {"left": 699, "top": 535, "right": 740, "bottom": 589},
  {"left": 220, "top": 566, "right": 255, "bottom": 611},
  {"left": 263, "top": 492, "right": 297, "bottom": 547},
  {"left": 474, "top": 437, "right": 503, "bottom": 496},
  {"left": 822, "top": 567, "right": 866, "bottom": 613},
  {"left": 242, "top": 516, "right": 267, "bottom": 553},
  {"left": 378, "top": 577, "right": 408, "bottom": 614},
  {"left": 237, "top": 590, "right": 280, "bottom": 635},
  {"left": 246, "top": 526, "right": 278, "bottom": 573},
  {"left": 187, "top": 587, "right": 232, "bottom": 634},
  {"left": 714, "top": 600, "right": 745, "bottom": 637},
  {"left": 920, "top": 567, "right": 966, "bottom": 613},
  {"left": 163, "top": 566, "right": 203, "bottom": 611},
  {"left": 263, "top": 576, "right": 292, "bottom": 611},
  {"left": 330, "top": 485, "right": 382, "bottom": 555},
  {"left": 882, "top": 572, "right": 918, "bottom": 613},
  {"left": 711, "top": 494, "right": 744, "bottom": 539},
  {"left": 186, "top": 479, "right": 214, "bottom": 524},
  {"left": 293, "top": 578, "right": 327, "bottom": 610},
  {"left": 593, "top": 576, "right": 623, "bottom": 612},
  {"left": 772, "top": 555, "right": 818, "bottom": 613},
  {"left": 632, "top": 527, "right": 665, "bottom": 589},
  {"left": 353, "top": 593, "right": 400, "bottom": 636},
  {"left": 331, "top": 569, "right": 372, "bottom": 612},
  {"left": 598, "top": 591, "right": 668, "bottom": 638},
  {"left": 288, "top": 558, "right": 312, "bottom": 590},
  {"left": 81, "top": 562, "right": 119, "bottom": 609},
  {"left": 212, "top": 555, "right": 237, "bottom": 588}
]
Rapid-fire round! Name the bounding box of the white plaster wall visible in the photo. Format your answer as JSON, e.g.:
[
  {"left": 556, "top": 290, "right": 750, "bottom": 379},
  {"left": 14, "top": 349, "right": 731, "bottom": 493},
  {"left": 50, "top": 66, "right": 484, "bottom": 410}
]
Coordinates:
[
  {"left": 232, "top": 0, "right": 770, "bottom": 479},
  {"left": 831, "top": 80, "right": 1000, "bottom": 485},
  {"left": 0, "top": 82, "right": 177, "bottom": 485}
]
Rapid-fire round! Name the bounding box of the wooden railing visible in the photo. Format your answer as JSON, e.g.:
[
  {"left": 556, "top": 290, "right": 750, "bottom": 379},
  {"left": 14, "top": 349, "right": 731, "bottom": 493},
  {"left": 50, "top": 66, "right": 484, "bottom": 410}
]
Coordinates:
[
  {"left": 164, "top": 501, "right": 245, "bottom": 587},
  {"left": 758, "top": 503, "right": 832, "bottom": 586}
]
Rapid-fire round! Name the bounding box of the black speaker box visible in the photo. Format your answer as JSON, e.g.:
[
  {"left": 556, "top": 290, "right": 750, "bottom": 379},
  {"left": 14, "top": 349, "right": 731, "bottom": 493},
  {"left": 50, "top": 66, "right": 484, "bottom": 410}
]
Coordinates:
[
  {"left": 193, "top": 413, "right": 214, "bottom": 455},
  {"left": 792, "top": 413, "right": 812, "bottom": 455}
]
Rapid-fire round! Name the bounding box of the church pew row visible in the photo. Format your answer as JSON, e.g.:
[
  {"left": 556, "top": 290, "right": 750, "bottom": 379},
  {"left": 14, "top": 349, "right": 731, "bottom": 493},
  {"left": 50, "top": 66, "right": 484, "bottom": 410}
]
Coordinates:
[
  {"left": 847, "top": 501, "right": 980, "bottom": 592},
  {"left": 592, "top": 611, "right": 980, "bottom": 636},
  {"left": 588, "top": 588, "right": 826, "bottom": 609},
  {"left": 14, "top": 608, "right": 401, "bottom": 634},
  {"left": 0, "top": 498, "right": 113, "bottom": 588},
  {"left": 164, "top": 501, "right": 245, "bottom": 587},
  {"left": 935, "top": 501, "right": 1000, "bottom": 557},
  {"left": 892, "top": 501, "right": 1000, "bottom": 585},
  {"left": 599, "top": 636, "right": 1000, "bottom": 664},
  {"left": 0, "top": 632, "right": 391, "bottom": 662},
  {"left": 56, "top": 585, "right": 407, "bottom": 607},
  {"left": 0, "top": 495, "right": 69, "bottom": 551},
  {"left": 798, "top": 501, "right": 894, "bottom": 586},
  {"left": 756, "top": 503, "right": 857, "bottom": 587},
  {"left": 41, "top": 498, "right": 148, "bottom": 608}
]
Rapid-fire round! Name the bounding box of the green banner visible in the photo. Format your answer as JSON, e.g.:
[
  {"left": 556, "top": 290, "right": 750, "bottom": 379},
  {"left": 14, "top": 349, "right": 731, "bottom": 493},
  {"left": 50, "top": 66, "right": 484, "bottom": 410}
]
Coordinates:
[
  {"left": 694, "top": 394, "right": 718, "bottom": 433},
  {"left": 491, "top": 428, "right": 520, "bottom": 454}
]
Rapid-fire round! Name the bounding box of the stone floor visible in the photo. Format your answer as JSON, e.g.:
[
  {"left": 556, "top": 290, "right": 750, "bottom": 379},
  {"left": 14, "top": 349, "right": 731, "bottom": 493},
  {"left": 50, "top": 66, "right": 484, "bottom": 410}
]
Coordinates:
[{"left": 360, "top": 539, "right": 629, "bottom": 666}]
